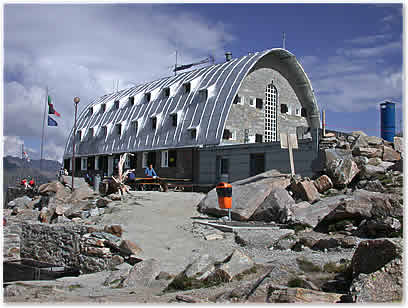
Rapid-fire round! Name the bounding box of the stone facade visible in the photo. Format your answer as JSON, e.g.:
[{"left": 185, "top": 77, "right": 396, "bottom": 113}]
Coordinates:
[{"left": 224, "top": 67, "right": 309, "bottom": 144}]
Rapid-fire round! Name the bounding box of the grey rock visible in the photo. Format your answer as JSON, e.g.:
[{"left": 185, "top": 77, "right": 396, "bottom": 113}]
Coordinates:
[
  {"left": 81, "top": 211, "right": 90, "bottom": 219},
  {"left": 325, "top": 148, "right": 352, "bottom": 166},
  {"left": 365, "top": 136, "right": 383, "bottom": 146},
  {"left": 352, "top": 146, "right": 382, "bottom": 158},
  {"left": 326, "top": 158, "right": 359, "bottom": 187},
  {"left": 378, "top": 161, "right": 395, "bottom": 169},
  {"left": 352, "top": 156, "right": 369, "bottom": 169},
  {"left": 290, "top": 180, "right": 320, "bottom": 203},
  {"left": 393, "top": 136, "right": 403, "bottom": 154},
  {"left": 268, "top": 285, "right": 344, "bottom": 303},
  {"left": 235, "top": 229, "right": 295, "bottom": 249},
  {"left": 359, "top": 165, "right": 386, "bottom": 180},
  {"left": 364, "top": 180, "right": 385, "bottom": 192},
  {"left": 64, "top": 201, "right": 95, "bottom": 218},
  {"left": 104, "top": 266, "right": 131, "bottom": 288},
  {"left": 89, "top": 208, "right": 99, "bottom": 217},
  {"left": 382, "top": 146, "right": 401, "bottom": 162},
  {"left": 250, "top": 187, "right": 295, "bottom": 223},
  {"left": 96, "top": 197, "right": 111, "bottom": 208},
  {"left": 313, "top": 175, "right": 333, "bottom": 193},
  {"left": 184, "top": 254, "right": 216, "bottom": 280},
  {"left": 122, "top": 258, "right": 161, "bottom": 288},
  {"left": 7, "top": 196, "right": 32, "bottom": 209},
  {"left": 210, "top": 249, "right": 255, "bottom": 282},
  {"left": 198, "top": 170, "right": 291, "bottom": 220},
  {"left": 367, "top": 157, "right": 382, "bottom": 166}
]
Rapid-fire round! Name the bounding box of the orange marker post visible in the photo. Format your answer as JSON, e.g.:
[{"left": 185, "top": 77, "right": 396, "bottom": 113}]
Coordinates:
[{"left": 216, "top": 182, "right": 232, "bottom": 221}]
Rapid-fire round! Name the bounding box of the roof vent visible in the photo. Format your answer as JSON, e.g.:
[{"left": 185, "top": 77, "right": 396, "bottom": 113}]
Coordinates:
[{"left": 225, "top": 52, "right": 232, "bottom": 62}]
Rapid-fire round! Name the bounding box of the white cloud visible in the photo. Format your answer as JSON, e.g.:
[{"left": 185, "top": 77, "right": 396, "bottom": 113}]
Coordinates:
[
  {"left": 3, "top": 136, "right": 37, "bottom": 158},
  {"left": 344, "top": 34, "right": 391, "bottom": 45},
  {"left": 4, "top": 4, "right": 234, "bottom": 161}
]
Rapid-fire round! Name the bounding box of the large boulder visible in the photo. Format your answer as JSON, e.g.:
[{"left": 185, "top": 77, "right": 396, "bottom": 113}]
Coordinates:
[
  {"left": 250, "top": 188, "right": 295, "bottom": 223},
  {"left": 352, "top": 147, "right": 382, "bottom": 158},
  {"left": 326, "top": 158, "right": 359, "bottom": 187},
  {"left": 290, "top": 194, "right": 348, "bottom": 229},
  {"left": 313, "top": 175, "right": 333, "bottom": 193},
  {"left": 198, "top": 170, "right": 291, "bottom": 221},
  {"left": 7, "top": 196, "right": 32, "bottom": 210},
  {"left": 324, "top": 148, "right": 352, "bottom": 166},
  {"left": 382, "top": 146, "right": 401, "bottom": 162},
  {"left": 63, "top": 201, "right": 95, "bottom": 219},
  {"left": 209, "top": 249, "right": 255, "bottom": 282},
  {"left": 352, "top": 156, "right": 369, "bottom": 169},
  {"left": 290, "top": 180, "right": 320, "bottom": 203},
  {"left": 359, "top": 165, "right": 386, "bottom": 180},
  {"left": 365, "top": 136, "right": 383, "bottom": 146},
  {"left": 119, "top": 240, "right": 143, "bottom": 256},
  {"left": 69, "top": 185, "right": 97, "bottom": 202},
  {"left": 122, "top": 258, "right": 161, "bottom": 288},
  {"left": 268, "top": 286, "right": 344, "bottom": 303},
  {"left": 184, "top": 254, "right": 216, "bottom": 280}
]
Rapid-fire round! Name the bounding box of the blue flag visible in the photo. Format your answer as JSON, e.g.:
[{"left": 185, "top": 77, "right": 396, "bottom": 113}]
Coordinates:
[{"left": 48, "top": 116, "right": 58, "bottom": 127}]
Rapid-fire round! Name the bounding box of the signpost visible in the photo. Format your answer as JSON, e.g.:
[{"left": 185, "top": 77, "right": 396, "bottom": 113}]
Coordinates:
[{"left": 280, "top": 133, "right": 298, "bottom": 177}]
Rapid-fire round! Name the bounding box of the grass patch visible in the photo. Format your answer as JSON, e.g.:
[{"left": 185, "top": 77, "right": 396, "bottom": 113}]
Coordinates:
[
  {"left": 296, "top": 257, "right": 321, "bottom": 273},
  {"left": 287, "top": 277, "right": 304, "bottom": 288},
  {"left": 234, "top": 265, "right": 258, "bottom": 281},
  {"left": 68, "top": 284, "right": 82, "bottom": 291},
  {"left": 164, "top": 273, "right": 224, "bottom": 293}
]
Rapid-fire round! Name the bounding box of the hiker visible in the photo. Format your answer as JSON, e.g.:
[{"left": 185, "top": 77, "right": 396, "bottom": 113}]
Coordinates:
[
  {"left": 20, "top": 178, "right": 29, "bottom": 189},
  {"left": 28, "top": 177, "right": 35, "bottom": 189}
]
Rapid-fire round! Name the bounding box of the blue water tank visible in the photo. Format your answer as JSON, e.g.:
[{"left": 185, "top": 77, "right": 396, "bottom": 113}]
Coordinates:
[{"left": 380, "top": 101, "right": 395, "bottom": 142}]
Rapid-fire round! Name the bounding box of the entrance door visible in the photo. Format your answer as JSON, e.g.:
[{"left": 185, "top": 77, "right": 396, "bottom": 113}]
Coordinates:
[{"left": 250, "top": 153, "right": 265, "bottom": 177}]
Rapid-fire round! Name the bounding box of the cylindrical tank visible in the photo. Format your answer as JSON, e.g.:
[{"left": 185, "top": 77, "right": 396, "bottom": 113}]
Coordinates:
[{"left": 380, "top": 101, "right": 395, "bottom": 142}]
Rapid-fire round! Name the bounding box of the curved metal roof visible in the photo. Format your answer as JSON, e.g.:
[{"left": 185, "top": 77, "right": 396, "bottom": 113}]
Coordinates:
[{"left": 64, "top": 48, "right": 320, "bottom": 157}]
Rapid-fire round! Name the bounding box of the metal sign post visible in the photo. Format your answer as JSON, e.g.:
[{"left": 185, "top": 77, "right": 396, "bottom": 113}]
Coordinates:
[{"left": 280, "top": 133, "right": 298, "bottom": 177}]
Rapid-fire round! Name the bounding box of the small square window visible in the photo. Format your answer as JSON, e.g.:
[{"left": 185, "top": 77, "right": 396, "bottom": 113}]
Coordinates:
[
  {"left": 255, "top": 134, "right": 263, "bottom": 143},
  {"left": 114, "top": 100, "right": 119, "bottom": 109},
  {"left": 249, "top": 97, "right": 256, "bottom": 107},
  {"left": 281, "top": 104, "right": 288, "bottom": 114},
  {"left": 129, "top": 96, "right": 135, "bottom": 105},
  {"left": 101, "top": 104, "right": 106, "bottom": 113},
  {"left": 256, "top": 98, "right": 263, "bottom": 109},
  {"left": 169, "top": 150, "right": 177, "bottom": 167},
  {"left": 233, "top": 95, "right": 241, "bottom": 104},
  {"left": 152, "top": 117, "right": 157, "bottom": 130},
  {"left": 132, "top": 121, "right": 138, "bottom": 133},
  {"left": 199, "top": 89, "right": 208, "bottom": 101},
  {"left": 171, "top": 114, "right": 177, "bottom": 127},
  {"left": 164, "top": 87, "right": 170, "bottom": 97},
  {"left": 190, "top": 129, "right": 197, "bottom": 139},
  {"left": 223, "top": 129, "right": 232, "bottom": 140},
  {"left": 145, "top": 92, "right": 151, "bottom": 102},
  {"left": 89, "top": 107, "right": 93, "bottom": 116},
  {"left": 183, "top": 83, "right": 191, "bottom": 94},
  {"left": 77, "top": 130, "right": 82, "bottom": 141},
  {"left": 301, "top": 108, "right": 307, "bottom": 117}
]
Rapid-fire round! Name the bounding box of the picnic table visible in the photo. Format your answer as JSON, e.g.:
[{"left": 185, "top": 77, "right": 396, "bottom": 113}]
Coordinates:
[{"left": 127, "top": 177, "right": 192, "bottom": 192}]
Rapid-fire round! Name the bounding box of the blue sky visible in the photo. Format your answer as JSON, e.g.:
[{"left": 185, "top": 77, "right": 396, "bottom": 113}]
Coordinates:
[{"left": 3, "top": 3, "right": 403, "bottom": 161}]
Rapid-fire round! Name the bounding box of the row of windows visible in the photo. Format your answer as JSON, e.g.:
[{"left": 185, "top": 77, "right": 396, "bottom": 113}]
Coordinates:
[
  {"left": 88, "top": 82, "right": 200, "bottom": 116},
  {"left": 233, "top": 95, "right": 264, "bottom": 110}
]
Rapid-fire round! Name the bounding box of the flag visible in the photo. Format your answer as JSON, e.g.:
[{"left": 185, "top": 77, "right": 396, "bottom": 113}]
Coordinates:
[
  {"left": 48, "top": 116, "right": 58, "bottom": 127},
  {"left": 48, "top": 96, "right": 61, "bottom": 117},
  {"left": 23, "top": 151, "right": 30, "bottom": 162}
]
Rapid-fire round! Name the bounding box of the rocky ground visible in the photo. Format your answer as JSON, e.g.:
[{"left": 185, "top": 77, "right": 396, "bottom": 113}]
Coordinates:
[{"left": 3, "top": 132, "right": 404, "bottom": 303}]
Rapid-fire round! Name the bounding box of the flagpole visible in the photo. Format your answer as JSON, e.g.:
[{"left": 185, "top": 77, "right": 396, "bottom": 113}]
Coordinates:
[{"left": 40, "top": 86, "right": 48, "bottom": 171}]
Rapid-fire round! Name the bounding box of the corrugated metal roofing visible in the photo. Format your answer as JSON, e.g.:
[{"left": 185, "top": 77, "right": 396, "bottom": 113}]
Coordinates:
[{"left": 64, "top": 48, "right": 319, "bottom": 157}]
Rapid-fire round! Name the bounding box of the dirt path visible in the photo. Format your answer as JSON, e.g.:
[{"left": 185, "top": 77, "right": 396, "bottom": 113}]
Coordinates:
[{"left": 98, "top": 191, "right": 234, "bottom": 274}]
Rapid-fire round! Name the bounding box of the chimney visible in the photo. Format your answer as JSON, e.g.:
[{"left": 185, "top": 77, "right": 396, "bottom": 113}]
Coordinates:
[{"left": 225, "top": 52, "right": 232, "bottom": 62}]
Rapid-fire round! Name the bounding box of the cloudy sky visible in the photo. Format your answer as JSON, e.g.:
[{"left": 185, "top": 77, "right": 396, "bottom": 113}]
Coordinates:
[{"left": 3, "top": 3, "right": 403, "bottom": 162}]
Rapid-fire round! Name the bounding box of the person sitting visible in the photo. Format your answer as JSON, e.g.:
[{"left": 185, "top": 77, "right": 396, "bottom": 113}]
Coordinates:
[{"left": 145, "top": 164, "right": 158, "bottom": 178}]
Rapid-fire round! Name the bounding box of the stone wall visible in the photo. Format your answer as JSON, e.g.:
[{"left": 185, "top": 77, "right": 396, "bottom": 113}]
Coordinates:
[
  {"left": 19, "top": 222, "right": 121, "bottom": 274},
  {"left": 224, "top": 67, "right": 309, "bottom": 144}
]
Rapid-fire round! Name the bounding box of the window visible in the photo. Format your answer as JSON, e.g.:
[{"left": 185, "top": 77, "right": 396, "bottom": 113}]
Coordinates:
[
  {"left": 77, "top": 130, "right": 82, "bottom": 141},
  {"left": 171, "top": 114, "right": 177, "bottom": 127},
  {"left": 199, "top": 89, "right": 208, "bottom": 101},
  {"left": 183, "top": 82, "right": 191, "bottom": 94},
  {"left": 169, "top": 150, "right": 177, "bottom": 167},
  {"left": 145, "top": 92, "right": 151, "bottom": 102},
  {"left": 114, "top": 100, "right": 119, "bottom": 109},
  {"left": 281, "top": 104, "right": 288, "bottom": 114},
  {"left": 102, "top": 126, "right": 107, "bottom": 136},
  {"left": 161, "top": 150, "right": 168, "bottom": 168},
  {"left": 233, "top": 95, "right": 241, "bottom": 105},
  {"left": 89, "top": 107, "right": 93, "bottom": 116},
  {"left": 129, "top": 96, "right": 135, "bottom": 106},
  {"left": 223, "top": 129, "right": 232, "bottom": 140},
  {"left": 190, "top": 129, "right": 197, "bottom": 139},
  {"left": 89, "top": 128, "right": 94, "bottom": 139},
  {"left": 81, "top": 157, "right": 87, "bottom": 171},
  {"left": 301, "top": 108, "right": 307, "bottom": 117},
  {"left": 101, "top": 104, "right": 106, "bottom": 112},
  {"left": 124, "top": 155, "right": 131, "bottom": 169},
  {"left": 142, "top": 152, "right": 148, "bottom": 168},
  {"left": 249, "top": 97, "right": 256, "bottom": 107},
  {"left": 231, "top": 130, "right": 237, "bottom": 140},
  {"left": 132, "top": 121, "right": 138, "bottom": 133},
  {"left": 295, "top": 108, "right": 300, "bottom": 116},
  {"left": 116, "top": 124, "right": 122, "bottom": 135},
  {"left": 95, "top": 156, "right": 99, "bottom": 170},
  {"left": 256, "top": 98, "right": 263, "bottom": 109},
  {"left": 163, "top": 87, "right": 170, "bottom": 97},
  {"left": 152, "top": 117, "right": 157, "bottom": 130},
  {"left": 255, "top": 134, "right": 263, "bottom": 143},
  {"left": 265, "top": 84, "right": 278, "bottom": 142}
]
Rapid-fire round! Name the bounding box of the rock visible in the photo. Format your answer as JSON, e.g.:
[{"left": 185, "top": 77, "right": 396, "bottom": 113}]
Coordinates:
[
  {"left": 393, "top": 137, "right": 403, "bottom": 154},
  {"left": 204, "top": 233, "right": 223, "bottom": 241},
  {"left": 291, "top": 195, "right": 348, "bottom": 229},
  {"left": 268, "top": 286, "right": 344, "bottom": 303},
  {"left": 357, "top": 217, "right": 401, "bottom": 238},
  {"left": 7, "top": 196, "right": 32, "bottom": 209},
  {"left": 347, "top": 135, "right": 356, "bottom": 143},
  {"left": 290, "top": 180, "right": 320, "bottom": 203},
  {"left": 235, "top": 229, "right": 295, "bottom": 249},
  {"left": 365, "top": 136, "right": 383, "bottom": 146},
  {"left": 359, "top": 165, "right": 386, "bottom": 180},
  {"left": 128, "top": 254, "right": 143, "bottom": 265},
  {"left": 313, "top": 175, "right": 333, "bottom": 193},
  {"left": 104, "top": 266, "right": 131, "bottom": 288},
  {"left": 64, "top": 201, "right": 94, "bottom": 218},
  {"left": 70, "top": 185, "right": 97, "bottom": 202},
  {"left": 382, "top": 146, "right": 401, "bottom": 162},
  {"left": 4, "top": 284, "right": 25, "bottom": 297},
  {"left": 104, "top": 224, "right": 123, "bottom": 237},
  {"left": 55, "top": 215, "right": 71, "bottom": 224},
  {"left": 326, "top": 158, "right": 359, "bottom": 187},
  {"left": 122, "top": 258, "right": 161, "bottom": 288},
  {"left": 378, "top": 161, "right": 395, "bottom": 169},
  {"left": 312, "top": 238, "right": 341, "bottom": 251},
  {"left": 184, "top": 254, "right": 216, "bottom": 280},
  {"left": 14, "top": 209, "right": 40, "bottom": 222},
  {"left": 111, "top": 255, "right": 124, "bottom": 266},
  {"left": 352, "top": 146, "right": 382, "bottom": 158},
  {"left": 38, "top": 181, "right": 65, "bottom": 195},
  {"left": 324, "top": 148, "right": 352, "bottom": 166},
  {"left": 89, "top": 208, "right": 99, "bottom": 217},
  {"left": 273, "top": 233, "right": 297, "bottom": 250},
  {"left": 210, "top": 249, "right": 255, "bottom": 282},
  {"left": 367, "top": 157, "right": 382, "bottom": 166},
  {"left": 387, "top": 159, "right": 402, "bottom": 172},
  {"left": 352, "top": 156, "right": 369, "bottom": 168},
  {"left": 81, "top": 211, "right": 90, "bottom": 219},
  {"left": 84, "top": 247, "right": 112, "bottom": 257},
  {"left": 108, "top": 193, "right": 122, "bottom": 201},
  {"left": 351, "top": 238, "right": 402, "bottom": 278},
  {"left": 119, "top": 240, "right": 142, "bottom": 256},
  {"left": 250, "top": 187, "right": 295, "bottom": 223},
  {"left": 198, "top": 170, "right": 290, "bottom": 221},
  {"left": 96, "top": 197, "right": 111, "bottom": 208},
  {"left": 351, "top": 131, "right": 367, "bottom": 138},
  {"left": 350, "top": 258, "right": 403, "bottom": 303},
  {"left": 364, "top": 180, "right": 385, "bottom": 192}
]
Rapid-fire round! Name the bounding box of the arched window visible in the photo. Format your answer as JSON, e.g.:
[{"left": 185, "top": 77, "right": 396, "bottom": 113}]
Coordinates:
[{"left": 264, "top": 83, "right": 278, "bottom": 142}]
